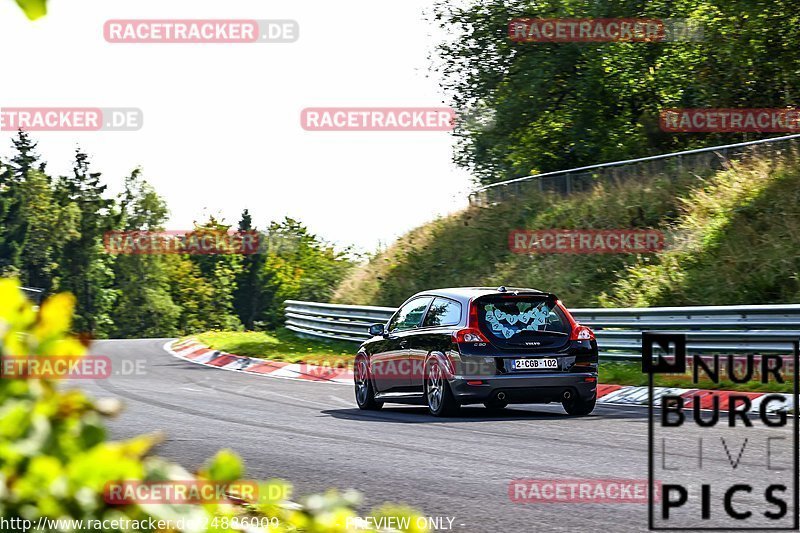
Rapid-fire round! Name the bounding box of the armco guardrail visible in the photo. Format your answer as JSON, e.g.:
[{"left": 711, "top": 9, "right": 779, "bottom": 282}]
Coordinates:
[
  {"left": 284, "top": 300, "right": 800, "bottom": 360},
  {"left": 285, "top": 300, "right": 396, "bottom": 343}
]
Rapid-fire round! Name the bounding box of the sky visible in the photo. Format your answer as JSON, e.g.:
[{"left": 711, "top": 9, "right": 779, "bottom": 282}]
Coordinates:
[{"left": 0, "top": 0, "right": 473, "bottom": 253}]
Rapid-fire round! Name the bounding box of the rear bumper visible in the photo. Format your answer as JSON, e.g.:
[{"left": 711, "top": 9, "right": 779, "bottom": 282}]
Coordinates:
[{"left": 450, "top": 372, "right": 597, "bottom": 404}]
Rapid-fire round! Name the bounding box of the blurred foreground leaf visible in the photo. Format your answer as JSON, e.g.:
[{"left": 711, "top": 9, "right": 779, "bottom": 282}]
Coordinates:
[
  {"left": 0, "top": 278, "right": 426, "bottom": 531},
  {"left": 14, "top": 0, "right": 47, "bottom": 20}
]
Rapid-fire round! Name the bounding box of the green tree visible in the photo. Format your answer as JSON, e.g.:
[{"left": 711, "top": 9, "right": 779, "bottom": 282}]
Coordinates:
[
  {"left": 182, "top": 216, "right": 243, "bottom": 332},
  {"left": 0, "top": 155, "right": 23, "bottom": 275},
  {"left": 165, "top": 255, "right": 218, "bottom": 334},
  {"left": 109, "top": 169, "right": 180, "bottom": 338},
  {"left": 0, "top": 133, "right": 351, "bottom": 339},
  {"left": 0, "top": 132, "right": 78, "bottom": 290},
  {"left": 0, "top": 132, "right": 40, "bottom": 276},
  {"left": 433, "top": 0, "right": 800, "bottom": 184},
  {"left": 259, "top": 218, "right": 355, "bottom": 328},
  {"left": 233, "top": 209, "right": 267, "bottom": 330},
  {"left": 54, "top": 150, "right": 116, "bottom": 336}
]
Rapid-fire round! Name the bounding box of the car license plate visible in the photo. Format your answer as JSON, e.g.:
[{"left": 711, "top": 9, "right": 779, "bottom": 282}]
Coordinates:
[{"left": 512, "top": 358, "right": 558, "bottom": 370}]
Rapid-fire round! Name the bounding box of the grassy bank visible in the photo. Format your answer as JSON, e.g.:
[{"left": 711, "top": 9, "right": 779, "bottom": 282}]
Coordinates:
[
  {"left": 194, "top": 329, "right": 356, "bottom": 367},
  {"left": 333, "top": 150, "right": 800, "bottom": 309}
]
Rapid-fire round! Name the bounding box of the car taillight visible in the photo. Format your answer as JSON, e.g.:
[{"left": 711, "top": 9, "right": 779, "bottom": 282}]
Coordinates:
[
  {"left": 556, "top": 299, "right": 595, "bottom": 341},
  {"left": 454, "top": 328, "right": 490, "bottom": 343},
  {"left": 454, "top": 301, "right": 491, "bottom": 344},
  {"left": 570, "top": 325, "right": 595, "bottom": 341}
]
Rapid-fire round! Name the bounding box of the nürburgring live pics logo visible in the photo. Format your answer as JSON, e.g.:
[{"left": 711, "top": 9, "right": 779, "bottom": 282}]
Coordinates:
[{"left": 644, "top": 332, "right": 799, "bottom": 530}]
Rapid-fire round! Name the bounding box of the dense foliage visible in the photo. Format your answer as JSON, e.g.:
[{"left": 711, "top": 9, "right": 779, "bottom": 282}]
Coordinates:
[
  {"left": 0, "top": 279, "right": 424, "bottom": 532},
  {"left": 334, "top": 149, "right": 800, "bottom": 308},
  {"left": 432, "top": 0, "right": 800, "bottom": 184},
  {"left": 0, "top": 132, "right": 354, "bottom": 338}
]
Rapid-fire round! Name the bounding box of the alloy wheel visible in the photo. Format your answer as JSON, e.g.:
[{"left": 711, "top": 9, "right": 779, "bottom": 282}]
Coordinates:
[
  {"left": 427, "top": 362, "right": 443, "bottom": 411},
  {"left": 355, "top": 359, "right": 369, "bottom": 405}
]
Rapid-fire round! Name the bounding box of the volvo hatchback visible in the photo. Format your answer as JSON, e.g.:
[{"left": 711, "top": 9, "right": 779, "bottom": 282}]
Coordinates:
[{"left": 354, "top": 287, "right": 599, "bottom": 416}]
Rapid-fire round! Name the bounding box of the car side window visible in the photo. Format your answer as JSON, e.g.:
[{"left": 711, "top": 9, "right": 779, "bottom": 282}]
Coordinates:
[
  {"left": 546, "top": 309, "right": 564, "bottom": 329},
  {"left": 422, "top": 297, "right": 462, "bottom": 327},
  {"left": 388, "top": 297, "right": 433, "bottom": 333}
]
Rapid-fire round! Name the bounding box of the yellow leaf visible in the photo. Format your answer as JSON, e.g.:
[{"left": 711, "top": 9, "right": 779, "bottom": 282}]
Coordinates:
[
  {"left": 0, "top": 279, "right": 28, "bottom": 323},
  {"left": 34, "top": 293, "right": 76, "bottom": 339}
]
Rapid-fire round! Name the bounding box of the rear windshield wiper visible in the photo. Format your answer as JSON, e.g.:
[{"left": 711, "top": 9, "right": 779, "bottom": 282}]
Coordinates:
[{"left": 513, "top": 330, "right": 568, "bottom": 338}]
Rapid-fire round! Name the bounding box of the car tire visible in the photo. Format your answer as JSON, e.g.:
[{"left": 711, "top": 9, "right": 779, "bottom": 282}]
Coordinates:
[
  {"left": 483, "top": 399, "right": 509, "bottom": 410},
  {"left": 354, "top": 356, "right": 383, "bottom": 410},
  {"left": 562, "top": 395, "right": 596, "bottom": 416},
  {"left": 425, "top": 359, "right": 459, "bottom": 417}
]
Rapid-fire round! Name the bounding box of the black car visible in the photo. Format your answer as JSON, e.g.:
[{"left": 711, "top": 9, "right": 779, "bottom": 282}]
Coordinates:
[{"left": 354, "top": 286, "right": 598, "bottom": 416}]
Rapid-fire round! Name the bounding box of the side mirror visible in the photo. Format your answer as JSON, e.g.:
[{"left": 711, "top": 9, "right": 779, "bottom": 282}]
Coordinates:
[{"left": 368, "top": 323, "right": 386, "bottom": 337}]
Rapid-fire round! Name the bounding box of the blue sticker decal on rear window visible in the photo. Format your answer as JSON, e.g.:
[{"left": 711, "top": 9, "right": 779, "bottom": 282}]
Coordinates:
[{"left": 483, "top": 302, "right": 551, "bottom": 339}]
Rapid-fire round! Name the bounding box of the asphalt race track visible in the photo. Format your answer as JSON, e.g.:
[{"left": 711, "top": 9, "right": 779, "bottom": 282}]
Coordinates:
[{"left": 76, "top": 339, "right": 795, "bottom": 532}]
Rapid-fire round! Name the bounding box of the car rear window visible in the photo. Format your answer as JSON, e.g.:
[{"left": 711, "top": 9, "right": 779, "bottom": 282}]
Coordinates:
[{"left": 477, "top": 297, "right": 569, "bottom": 340}]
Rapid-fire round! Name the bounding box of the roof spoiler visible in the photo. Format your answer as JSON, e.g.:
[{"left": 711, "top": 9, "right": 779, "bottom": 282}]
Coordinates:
[{"left": 475, "top": 289, "right": 558, "bottom": 301}]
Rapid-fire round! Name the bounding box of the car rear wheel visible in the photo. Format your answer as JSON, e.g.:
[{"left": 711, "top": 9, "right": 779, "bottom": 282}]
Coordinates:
[
  {"left": 425, "top": 359, "right": 459, "bottom": 417},
  {"left": 354, "top": 357, "right": 383, "bottom": 410},
  {"left": 562, "top": 395, "right": 596, "bottom": 416}
]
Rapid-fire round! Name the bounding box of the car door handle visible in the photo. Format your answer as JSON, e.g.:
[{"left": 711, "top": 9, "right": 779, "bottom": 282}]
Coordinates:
[{"left": 399, "top": 341, "right": 408, "bottom": 348}]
